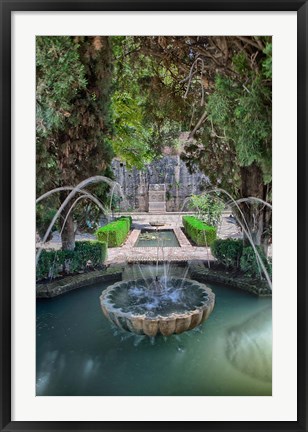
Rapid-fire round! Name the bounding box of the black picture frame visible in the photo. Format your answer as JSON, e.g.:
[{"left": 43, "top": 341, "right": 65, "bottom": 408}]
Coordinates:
[{"left": 1, "top": 1, "right": 307, "bottom": 431}]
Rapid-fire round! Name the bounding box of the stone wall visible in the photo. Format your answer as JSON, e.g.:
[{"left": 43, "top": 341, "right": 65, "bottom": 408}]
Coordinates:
[{"left": 112, "top": 155, "right": 209, "bottom": 212}]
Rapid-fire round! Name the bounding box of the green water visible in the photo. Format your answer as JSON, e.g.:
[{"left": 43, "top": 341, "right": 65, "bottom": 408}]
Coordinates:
[
  {"left": 135, "top": 229, "right": 180, "bottom": 247},
  {"left": 36, "top": 264, "right": 272, "bottom": 396}
]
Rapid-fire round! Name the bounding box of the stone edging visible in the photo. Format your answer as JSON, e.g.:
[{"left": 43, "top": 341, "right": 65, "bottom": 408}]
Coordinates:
[
  {"left": 188, "top": 261, "right": 272, "bottom": 297},
  {"left": 36, "top": 267, "right": 122, "bottom": 298},
  {"left": 36, "top": 261, "right": 272, "bottom": 299}
]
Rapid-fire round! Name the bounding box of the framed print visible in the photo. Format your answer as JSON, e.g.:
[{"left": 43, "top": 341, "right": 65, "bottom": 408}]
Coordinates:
[{"left": 1, "top": 0, "right": 307, "bottom": 431}]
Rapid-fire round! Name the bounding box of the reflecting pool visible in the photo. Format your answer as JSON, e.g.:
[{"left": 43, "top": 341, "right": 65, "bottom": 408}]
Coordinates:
[
  {"left": 134, "top": 229, "right": 180, "bottom": 247},
  {"left": 36, "top": 264, "right": 272, "bottom": 396}
]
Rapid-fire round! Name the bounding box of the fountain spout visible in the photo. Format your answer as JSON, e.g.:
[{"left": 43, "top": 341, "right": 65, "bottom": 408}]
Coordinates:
[{"left": 149, "top": 275, "right": 164, "bottom": 295}]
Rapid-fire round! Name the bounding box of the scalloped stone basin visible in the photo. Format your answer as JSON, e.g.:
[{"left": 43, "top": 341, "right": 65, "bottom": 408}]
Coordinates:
[{"left": 100, "top": 277, "right": 215, "bottom": 337}]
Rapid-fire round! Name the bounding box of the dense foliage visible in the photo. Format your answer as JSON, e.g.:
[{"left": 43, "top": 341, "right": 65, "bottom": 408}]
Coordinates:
[
  {"left": 240, "top": 245, "right": 272, "bottom": 278},
  {"left": 211, "top": 239, "right": 243, "bottom": 269},
  {"left": 110, "top": 36, "right": 184, "bottom": 167},
  {"left": 211, "top": 238, "right": 271, "bottom": 279},
  {"left": 36, "top": 240, "right": 107, "bottom": 281},
  {"left": 36, "top": 36, "right": 114, "bottom": 249},
  {"left": 182, "top": 216, "right": 217, "bottom": 246},
  {"left": 126, "top": 36, "right": 272, "bottom": 247},
  {"left": 36, "top": 35, "right": 272, "bottom": 252}
]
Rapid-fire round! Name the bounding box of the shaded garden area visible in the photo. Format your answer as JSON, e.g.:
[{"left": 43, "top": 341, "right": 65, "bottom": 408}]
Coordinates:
[
  {"left": 36, "top": 35, "right": 272, "bottom": 286},
  {"left": 35, "top": 35, "right": 273, "bottom": 398}
]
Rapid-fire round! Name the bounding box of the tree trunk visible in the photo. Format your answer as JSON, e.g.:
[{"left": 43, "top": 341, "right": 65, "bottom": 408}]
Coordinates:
[
  {"left": 60, "top": 193, "right": 76, "bottom": 251},
  {"left": 239, "top": 163, "right": 271, "bottom": 251}
]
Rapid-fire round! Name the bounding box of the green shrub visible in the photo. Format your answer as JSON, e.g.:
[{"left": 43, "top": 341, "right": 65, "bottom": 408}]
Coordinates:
[
  {"left": 211, "top": 239, "right": 243, "bottom": 269},
  {"left": 96, "top": 216, "right": 131, "bottom": 247},
  {"left": 36, "top": 249, "right": 64, "bottom": 280},
  {"left": 189, "top": 194, "right": 224, "bottom": 227},
  {"left": 182, "top": 216, "right": 217, "bottom": 246},
  {"left": 118, "top": 215, "right": 132, "bottom": 229},
  {"left": 75, "top": 240, "right": 107, "bottom": 266},
  {"left": 240, "top": 245, "right": 272, "bottom": 279},
  {"left": 36, "top": 240, "right": 107, "bottom": 281}
]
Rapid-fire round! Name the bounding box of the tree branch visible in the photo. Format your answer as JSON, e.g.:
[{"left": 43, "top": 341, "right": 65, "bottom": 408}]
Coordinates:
[
  {"left": 188, "top": 111, "right": 208, "bottom": 139},
  {"left": 236, "top": 36, "right": 262, "bottom": 51}
]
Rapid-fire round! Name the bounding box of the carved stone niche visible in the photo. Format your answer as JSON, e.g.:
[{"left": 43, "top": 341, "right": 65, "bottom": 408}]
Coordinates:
[{"left": 148, "top": 184, "right": 166, "bottom": 213}]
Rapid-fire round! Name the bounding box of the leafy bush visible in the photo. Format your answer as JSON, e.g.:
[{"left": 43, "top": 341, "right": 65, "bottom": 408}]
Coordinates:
[
  {"left": 182, "top": 216, "right": 217, "bottom": 246},
  {"left": 189, "top": 194, "right": 224, "bottom": 227},
  {"left": 96, "top": 216, "right": 131, "bottom": 247},
  {"left": 75, "top": 240, "right": 107, "bottom": 265},
  {"left": 36, "top": 240, "right": 107, "bottom": 281},
  {"left": 240, "top": 245, "right": 272, "bottom": 279},
  {"left": 211, "top": 239, "right": 243, "bottom": 269},
  {"left": 211, "top": 239, "right": 272, "bottom": 279}
]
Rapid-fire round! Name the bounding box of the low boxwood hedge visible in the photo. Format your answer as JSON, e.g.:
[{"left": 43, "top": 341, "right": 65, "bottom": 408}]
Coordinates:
[
  {"left": 36, "top": 240, "right": 107, "bottom": 281},
  {"left": 211, "top": 238, "right": 272, "bottom": 280},
  {"left": 75, "top": 240, "right": 107, "bottom": 265},
  {"left": 182, "top": 215, "right": 217, "bottom": 246},
  {"left": 117, "top": 215, "right": 132, "bottom": 229},
  {"left": 95, "top": 216, "right": 131, "bottom": 247}
]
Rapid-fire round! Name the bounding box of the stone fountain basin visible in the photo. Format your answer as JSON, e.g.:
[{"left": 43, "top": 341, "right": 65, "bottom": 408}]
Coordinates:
[{"left": 100, "top": 277, "right": 215, "bottom": 337}]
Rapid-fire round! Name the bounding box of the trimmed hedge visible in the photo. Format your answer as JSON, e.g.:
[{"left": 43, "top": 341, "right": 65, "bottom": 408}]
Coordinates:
[
  {"left": 117, "top": 215, "right": 132, "bottom": 229},
  {"left": 182, "top": 216, "right": 217, "bottom": 246},
  {"left": 211, "top": 239, "right": 272, "bottom": 280},
  {"left": 75, "top": 240, "right": 107, "bottom": 264},
  {"left": 96, "top": 216, "right": 131, "bottom": 247},
  {"left": 36, "top": 240, "right": 107, "bottom": 281},
  {"left": 211, "top": 239, "right": 243, "bottom": 269}
]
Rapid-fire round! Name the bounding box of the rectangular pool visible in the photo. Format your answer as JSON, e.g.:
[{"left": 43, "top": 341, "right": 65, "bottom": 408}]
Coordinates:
[{"left": 134, "top": 229, "right": 180, "bottom": 247}]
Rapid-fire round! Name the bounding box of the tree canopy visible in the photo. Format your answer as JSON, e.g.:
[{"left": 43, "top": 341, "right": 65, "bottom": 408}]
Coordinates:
[
  {"left": 36, "top": 36, "right": 114, "bottom": 248},
  {"left": 114, "top": 36, "right": 272, "bottom": 245}
]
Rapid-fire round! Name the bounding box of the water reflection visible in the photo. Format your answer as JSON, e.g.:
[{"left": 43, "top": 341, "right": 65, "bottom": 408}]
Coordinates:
[{"left": 225, "top": 306, "right": 272, "bottom": 382}]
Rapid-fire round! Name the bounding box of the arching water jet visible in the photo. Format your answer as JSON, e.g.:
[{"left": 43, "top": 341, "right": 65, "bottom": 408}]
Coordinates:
[{"left": 36, "top": 176, "right": 129, "bottom": 264}]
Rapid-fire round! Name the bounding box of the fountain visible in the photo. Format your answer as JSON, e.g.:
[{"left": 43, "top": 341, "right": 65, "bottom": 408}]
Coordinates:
[
  {"left": 36, "top": 178, "right": 269, "bottom": 339},
  {"left": 36, "top": 181, "right": 271, "bottom": 397},
  {"left": 100, "top": 275, "right": 215, "bottom": 337}
]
